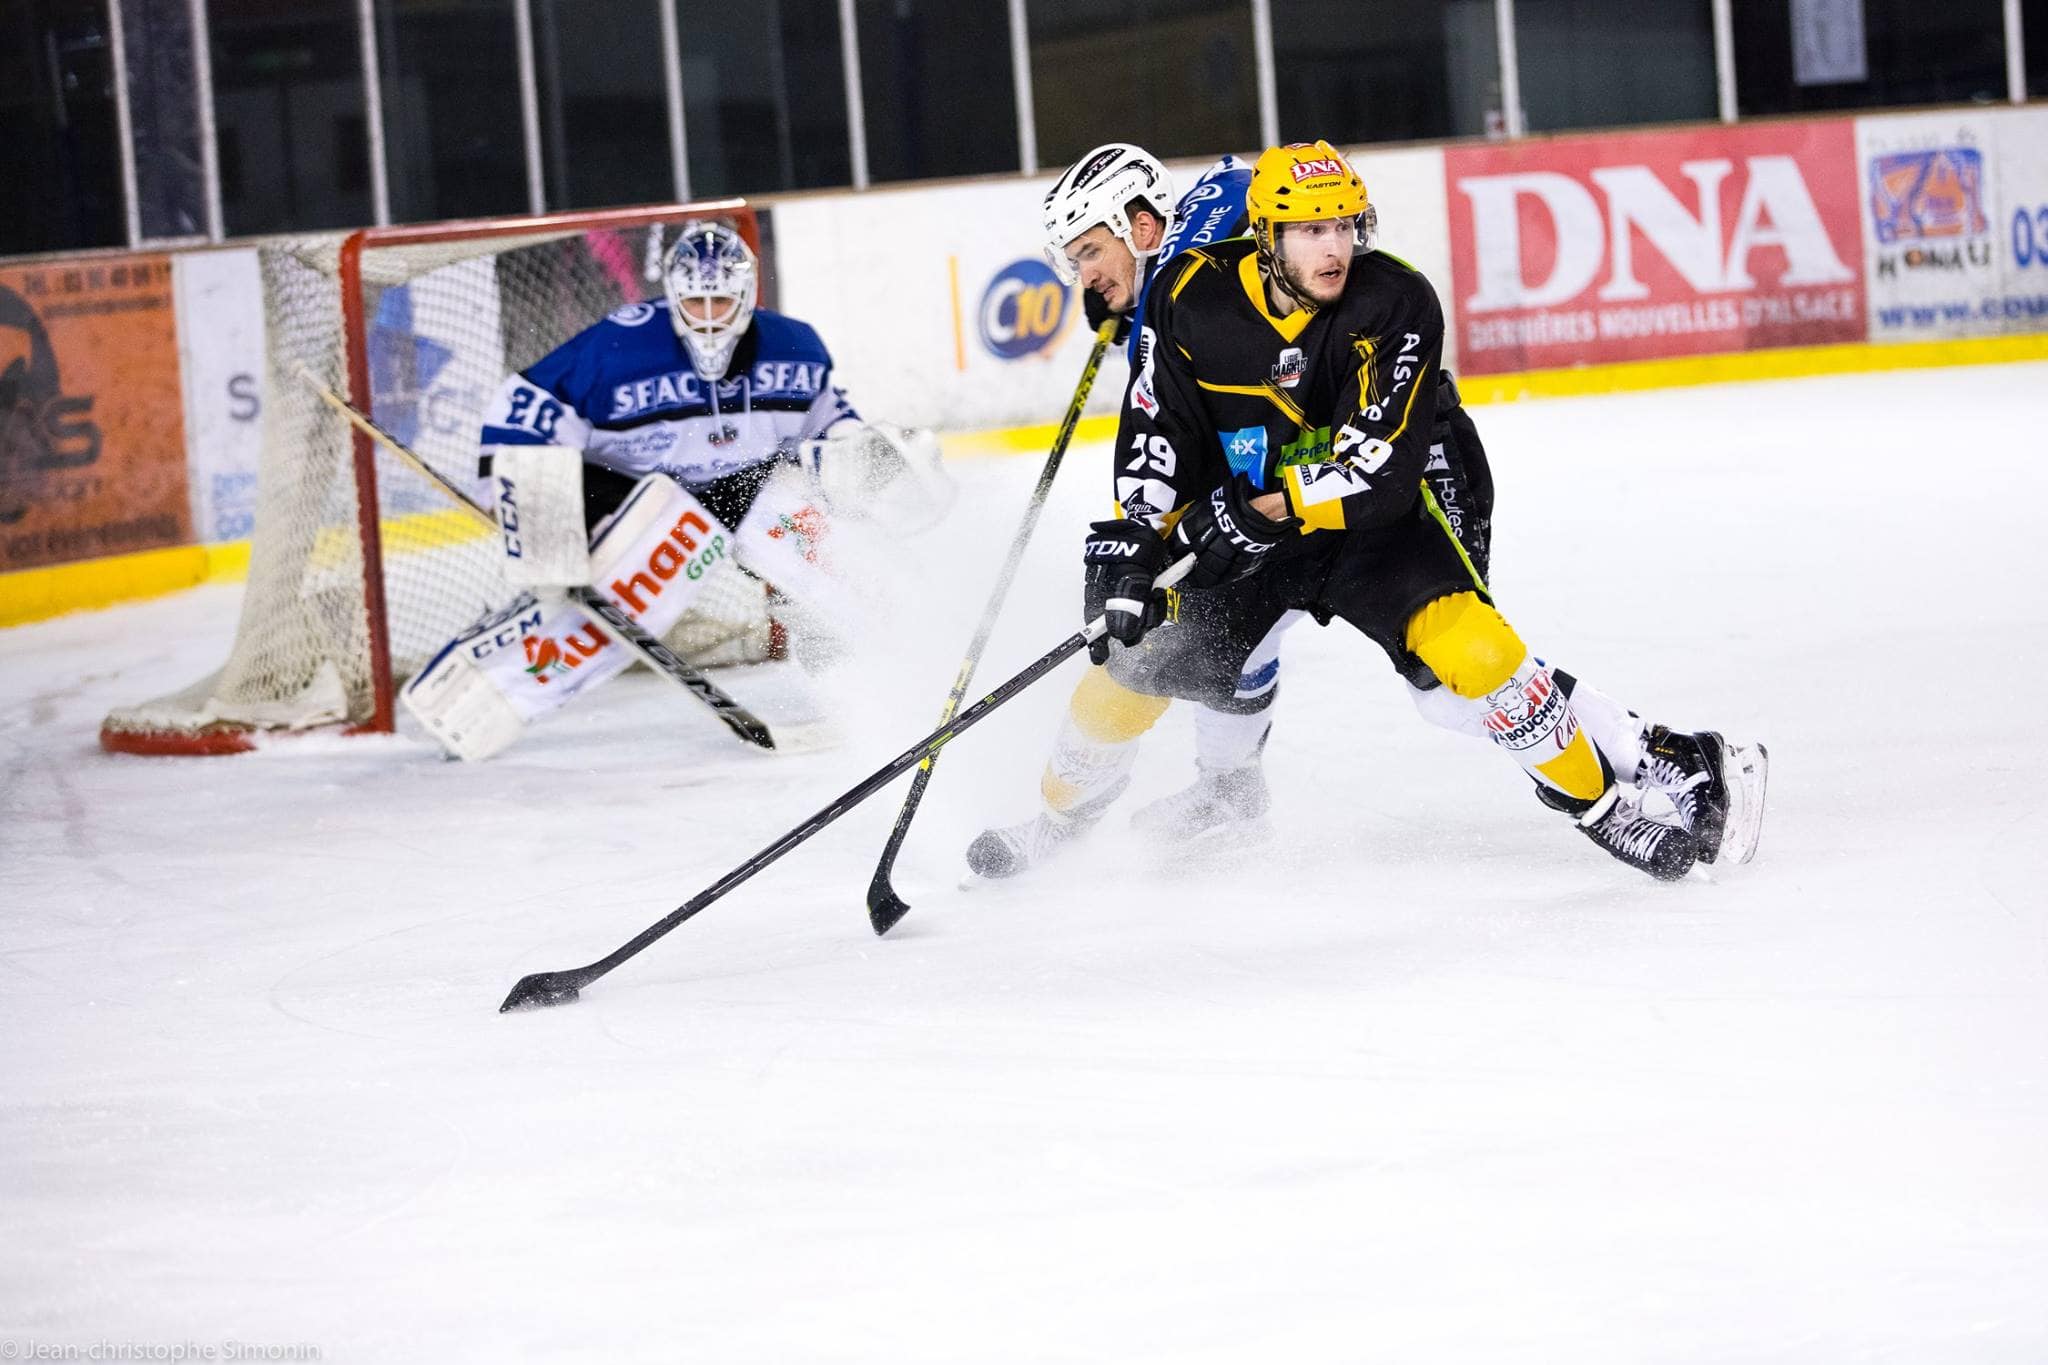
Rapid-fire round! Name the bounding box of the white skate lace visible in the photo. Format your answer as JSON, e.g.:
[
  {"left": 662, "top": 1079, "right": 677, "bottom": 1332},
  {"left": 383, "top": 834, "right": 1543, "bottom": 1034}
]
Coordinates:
[
  {"left": 1637, "top": 748, "right": 1708, "bottom": 826},
  {"left": 1597, "top": 801, "right": 1675, "bottom": 864}
]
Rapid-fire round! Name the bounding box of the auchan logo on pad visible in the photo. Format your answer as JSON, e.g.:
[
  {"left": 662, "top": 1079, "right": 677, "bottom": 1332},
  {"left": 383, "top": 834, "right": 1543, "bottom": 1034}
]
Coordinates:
[{"left": 1445, "top": 122, "right": 1865, "bottom": 374}]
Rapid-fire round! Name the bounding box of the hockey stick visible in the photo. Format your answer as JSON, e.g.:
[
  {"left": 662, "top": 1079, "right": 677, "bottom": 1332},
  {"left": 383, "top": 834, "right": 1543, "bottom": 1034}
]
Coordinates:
[
  {"left": 298, "top": 368, "right": 776, "bottom": 750},
  {"left": 500, "top": 554, "right": 1195, "bottom": 1012},
  {"left": 866, "top": 317, "right": 1121, "bottom": 936}
]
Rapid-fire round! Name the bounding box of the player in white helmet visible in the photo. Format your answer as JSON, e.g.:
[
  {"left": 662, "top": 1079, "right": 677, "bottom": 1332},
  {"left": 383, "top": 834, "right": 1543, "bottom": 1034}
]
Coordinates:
[
  {"left": 401, "top": 219, "right": 950, "bottom": 761},
  {"left": 969, "top": 144, "right": 1294, "bottom": 877}
]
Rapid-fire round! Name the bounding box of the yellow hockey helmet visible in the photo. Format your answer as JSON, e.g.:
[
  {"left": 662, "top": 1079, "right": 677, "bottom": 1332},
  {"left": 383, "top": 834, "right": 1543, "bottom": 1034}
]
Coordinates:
[
  {"left": 1247, "top": 140, "right": 1368, "bottom": 228},
  {"left": 1246, "top": 140, "right": 1376, "bottom": 309}
]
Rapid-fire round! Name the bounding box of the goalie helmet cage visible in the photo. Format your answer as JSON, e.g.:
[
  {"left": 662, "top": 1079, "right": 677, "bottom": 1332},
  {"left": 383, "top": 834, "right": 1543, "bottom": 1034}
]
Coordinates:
[{"left": 101, "top": 200, "right": 779, "bottom": 757}]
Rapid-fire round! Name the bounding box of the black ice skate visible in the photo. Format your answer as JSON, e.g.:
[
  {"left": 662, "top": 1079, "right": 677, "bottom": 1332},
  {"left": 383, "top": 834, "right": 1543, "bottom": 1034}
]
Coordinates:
[
  {"left": 1636, "top": 726, "right": 1770, "bottom": 866},
  {"left": 1540, "top": 783, "right": 1699, "bottom": 881}
]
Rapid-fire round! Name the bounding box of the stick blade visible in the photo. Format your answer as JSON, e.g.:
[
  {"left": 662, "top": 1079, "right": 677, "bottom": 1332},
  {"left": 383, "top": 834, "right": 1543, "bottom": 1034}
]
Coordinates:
[
  {"left": 499, "top": 970, "right": 586, "bottom": 1012},
  {"left": 867, "top": 873, "right": 912, "bottom": 937}
]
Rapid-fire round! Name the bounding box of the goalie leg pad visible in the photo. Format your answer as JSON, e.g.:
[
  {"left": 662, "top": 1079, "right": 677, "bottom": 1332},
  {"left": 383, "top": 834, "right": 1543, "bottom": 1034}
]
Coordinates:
[
  {"left": 484, "top": 445, "right": 590, "bottom": 589},
  {"left": 593, "top": 473, "right": 740, "bottom": 636},
  {"left": 402, "top": 593, "right": 631, "bottom": 759},
  {"left": 403, "top": 475, "right": 740, "bottom": 759}
]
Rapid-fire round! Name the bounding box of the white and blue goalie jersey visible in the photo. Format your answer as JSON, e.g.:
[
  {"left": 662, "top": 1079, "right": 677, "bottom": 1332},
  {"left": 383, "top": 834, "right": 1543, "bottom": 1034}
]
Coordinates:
[{"left": 480, "top": 302, "right": 860, "bottom": 486}]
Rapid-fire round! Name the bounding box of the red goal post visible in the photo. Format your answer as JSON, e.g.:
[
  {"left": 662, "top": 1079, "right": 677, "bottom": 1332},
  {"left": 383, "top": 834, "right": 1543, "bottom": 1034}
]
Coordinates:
[{"left": 101, "top": 199, "right": 770, "bottom": 756}]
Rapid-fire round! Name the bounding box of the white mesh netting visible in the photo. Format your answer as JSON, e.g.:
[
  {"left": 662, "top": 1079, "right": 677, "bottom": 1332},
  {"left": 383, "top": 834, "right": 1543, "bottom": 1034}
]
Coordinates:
[{"left": 103, "top": 211, "right": 774, "bottom": 753}]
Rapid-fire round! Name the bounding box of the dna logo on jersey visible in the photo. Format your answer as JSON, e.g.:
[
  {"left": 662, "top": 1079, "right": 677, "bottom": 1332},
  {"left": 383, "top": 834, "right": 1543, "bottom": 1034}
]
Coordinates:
[{"left": 978, "top": 259, "right": 1073, "bottom": 360}]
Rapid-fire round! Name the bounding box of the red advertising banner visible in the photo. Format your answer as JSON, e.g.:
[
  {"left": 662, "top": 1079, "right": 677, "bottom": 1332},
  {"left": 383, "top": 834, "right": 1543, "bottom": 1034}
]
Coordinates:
[
  {"left": 1, "top": 254, "right": 190, "bottom": 572},
  {"left": 1445, "top": 120, "right": 1865, "bottom": 376}
]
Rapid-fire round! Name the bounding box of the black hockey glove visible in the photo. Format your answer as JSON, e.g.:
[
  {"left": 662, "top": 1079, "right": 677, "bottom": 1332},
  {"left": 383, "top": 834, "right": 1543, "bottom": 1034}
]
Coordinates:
[
  {"left": 1083, "top": 518, "right": 1169, "bottom": 664},
  {"left": 1168, "top": 475, "right": 1301, "bottom": 589},
  {"left": 1082, "top": 287, "right": 1132, "bottom": 345}
]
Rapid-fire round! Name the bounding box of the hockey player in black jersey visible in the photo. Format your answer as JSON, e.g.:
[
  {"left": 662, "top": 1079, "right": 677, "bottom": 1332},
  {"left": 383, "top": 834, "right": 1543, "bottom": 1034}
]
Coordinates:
[
  {"left": 974, "top": 142, "right": 1751, "bottom": 880},
  {"left": 1082, "top": 141, "right": 1767, "bottom": 878},
  {"left": 973, "top": 144, "right": 1500, "bottom": 878}
]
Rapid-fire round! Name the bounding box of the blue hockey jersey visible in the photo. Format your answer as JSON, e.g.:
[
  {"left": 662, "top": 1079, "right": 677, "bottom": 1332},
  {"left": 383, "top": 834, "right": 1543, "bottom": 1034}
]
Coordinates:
[
  {"left": 479, "top": 303, "right": 860, "bottom": 487},
  {"left": 1127, "top": 154, "right": 1252, "bottom": 364}
]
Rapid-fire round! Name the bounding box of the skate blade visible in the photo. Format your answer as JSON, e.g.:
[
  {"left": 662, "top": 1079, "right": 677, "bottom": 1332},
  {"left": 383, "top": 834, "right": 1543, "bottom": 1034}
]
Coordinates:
[
  {"left": 1717, "top": 741, "right": 1770, "bottom": 866},
  {"left": 1145, "top": 815, "right": 1276, "bottom": 876}
]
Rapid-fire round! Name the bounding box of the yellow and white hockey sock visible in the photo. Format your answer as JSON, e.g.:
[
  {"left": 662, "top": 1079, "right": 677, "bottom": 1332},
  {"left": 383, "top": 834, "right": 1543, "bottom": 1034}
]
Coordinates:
[
  {"left": 1404, "top": 592, "right": 1613, "bottom": 809},
  {"left": 1040, "top": 667, "right": 1170, "bottom": 820}
]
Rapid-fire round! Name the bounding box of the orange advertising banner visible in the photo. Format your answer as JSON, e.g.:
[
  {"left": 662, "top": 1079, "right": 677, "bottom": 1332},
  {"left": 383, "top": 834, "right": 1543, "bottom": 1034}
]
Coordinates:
[{"left": 1, "top": 254, "right": 190, "bottom": 572}]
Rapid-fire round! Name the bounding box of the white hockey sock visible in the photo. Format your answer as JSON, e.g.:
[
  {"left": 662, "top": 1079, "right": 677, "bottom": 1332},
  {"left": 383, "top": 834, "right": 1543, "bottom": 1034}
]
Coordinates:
[
  {"left": 1407, "top": 678, "right": 1494, "bottom": 739},
  {"left": 1194, "top": 705, "right": 1271, "bottom": 771},
  {"left": 1560, "top": 675, "right": 1647, "bottom": 785}
]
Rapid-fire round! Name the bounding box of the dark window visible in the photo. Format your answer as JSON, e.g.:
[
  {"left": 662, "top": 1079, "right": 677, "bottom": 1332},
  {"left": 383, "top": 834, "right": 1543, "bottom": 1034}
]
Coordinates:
[
  {"left": 1516, "top": 0, "right": 1717, "bottom": 133},
  {"left": 119, "top": 0, "right": 210, "bottom": 241},
  {"left": 1028, "top": 0, "right": 1258, "bottom": 170},
  {"left": 536, "top": 0, "right": 674, "bottom": 210},
  {"left": 1270, "top": 0, "right": 1500, "bottom": 145},
  {"left": 1733, "top": 0, "right": 2007, "bottom": 115},
  {"left": 857, "top": 0, "right": 1019, "bottom": 184},
  {"left": 2026, "top": 0, "right": 2047, "bottom": 97},
  {"left": 0, "top": 0, "right": 125, "bottom": 255},
  {"left": 210, "top": 0, "right": 372, "bottom": 235},
  {"left": 377, "top": 0, "right": 527, "bottom": 224},
  {"left": 676, "top": 0, "right": 852, "bottom": 196}
]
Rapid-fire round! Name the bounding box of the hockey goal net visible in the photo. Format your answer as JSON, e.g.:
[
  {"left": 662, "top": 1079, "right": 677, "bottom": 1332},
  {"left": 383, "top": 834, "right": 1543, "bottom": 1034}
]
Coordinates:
[{"left": 102, "top": 201, "right": 779, "bottom": 756}]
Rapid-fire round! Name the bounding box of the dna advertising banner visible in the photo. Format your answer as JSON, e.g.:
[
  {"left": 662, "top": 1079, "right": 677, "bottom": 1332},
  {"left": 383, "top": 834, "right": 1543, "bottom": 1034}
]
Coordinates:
[
  {"left": 1858, "top": 107, "right": 2048, "bottom": 342},
  {"left": 1443, "top": 119, "right": 1865, "bottom": 376},
  {"left": 1, "top": 253, "right": 192, "bottom": 572}
]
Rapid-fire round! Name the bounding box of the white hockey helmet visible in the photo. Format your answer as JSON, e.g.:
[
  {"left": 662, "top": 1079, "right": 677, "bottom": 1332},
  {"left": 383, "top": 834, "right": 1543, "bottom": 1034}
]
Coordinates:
[
  {"left": 1041, "top": 143, "right": 1177, "bottom": 285},
  {"left": 662, "top": 220, "right": 758, "bottom": 381}
]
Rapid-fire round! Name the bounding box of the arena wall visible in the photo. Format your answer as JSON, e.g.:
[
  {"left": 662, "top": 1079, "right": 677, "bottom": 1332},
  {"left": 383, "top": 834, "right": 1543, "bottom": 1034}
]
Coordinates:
[{"left": 7, "top": 108, "right": 2048, "bottom": 624}]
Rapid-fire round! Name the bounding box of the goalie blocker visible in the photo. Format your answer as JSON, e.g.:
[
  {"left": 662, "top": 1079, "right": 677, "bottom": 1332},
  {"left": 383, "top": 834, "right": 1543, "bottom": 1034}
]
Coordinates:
[{"left": 405, "top": 473, "right": 743, "bottom": 760}]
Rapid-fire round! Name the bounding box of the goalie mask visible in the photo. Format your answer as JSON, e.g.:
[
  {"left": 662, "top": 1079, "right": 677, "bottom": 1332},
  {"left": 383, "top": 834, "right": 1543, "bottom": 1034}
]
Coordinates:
[
  {"left": 1042, "top": 143, "right": 1177, "bottom": 285},
  {"left": 663, "top": 220, "right": 758, "bottom": 381}
]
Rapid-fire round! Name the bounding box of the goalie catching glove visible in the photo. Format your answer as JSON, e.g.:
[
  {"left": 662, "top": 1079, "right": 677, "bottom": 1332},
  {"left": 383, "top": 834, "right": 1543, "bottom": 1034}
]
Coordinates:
[
  {"left": 1083, "top": 518, "right": 1169, "bottom": 664},
  {"left": 1167, "top": 474, "right": 1299, "bottom": 588}
]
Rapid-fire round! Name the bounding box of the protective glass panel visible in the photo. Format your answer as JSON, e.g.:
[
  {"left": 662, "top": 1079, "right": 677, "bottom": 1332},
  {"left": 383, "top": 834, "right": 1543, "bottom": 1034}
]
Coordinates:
[
  {"left": 1516, "top": 0, "right": 1717, "bottom": 133},
  {"left": 1270, "top": 0, "right": 1501, "bottom": 144},
  {"left": 1732, "top": 0, "right": 2007, "bottom": 114},
  {"left": 2026, "top": 0, "right": 2047, "bottom": 97},
  {"left": 0, "top": 0, "right": 125, "bottom": 254},
  {"left": 1028, "top": 0, "right": 1259, "bottom": 168},
  {"left": 119, "top": 0, "right": 210, "bottom": 241},
  {"left": 377, "top": 0, "right": 528, "bottom": 223},
  {"left": 676, "top": 0, "right": 853, "bottom": 195},
  {"left": 857, "top": 0, "right": 1020, "bottom": 183},
  {"left": 211, "top": 0, "right": 373, "bottom": 235},
  {"left": 536, "top": 0, "right": 674, "bottom": 210}
]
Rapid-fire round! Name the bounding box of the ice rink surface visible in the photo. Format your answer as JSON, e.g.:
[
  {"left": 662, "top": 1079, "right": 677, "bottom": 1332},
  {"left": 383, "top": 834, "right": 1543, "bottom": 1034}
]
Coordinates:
[{"left": 4, "top": 362, "right": 2046, "bottom": 1362}]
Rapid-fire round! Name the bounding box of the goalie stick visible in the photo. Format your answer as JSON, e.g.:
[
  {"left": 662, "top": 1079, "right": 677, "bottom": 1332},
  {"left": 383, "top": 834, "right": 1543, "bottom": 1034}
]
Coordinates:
[
  {"left": 499, "top": 553, "right": 1197, "bottom": 1013},
  {"left": 298, "top": 368, "right": 776, "bottom": 750},
  {"left": 866, "top": 318, "right": 1120, "bottom": 936}
]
